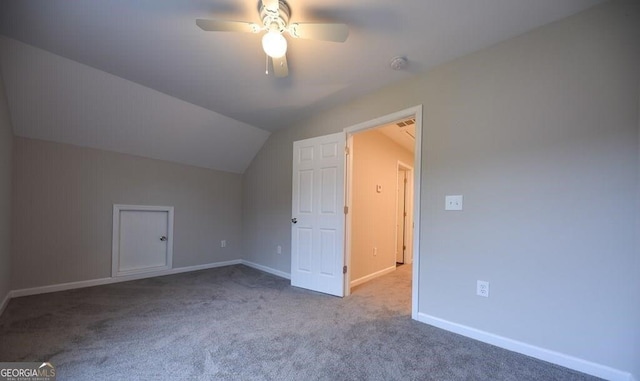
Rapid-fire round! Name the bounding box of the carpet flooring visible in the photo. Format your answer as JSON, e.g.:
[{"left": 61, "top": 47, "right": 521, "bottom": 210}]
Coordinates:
[{"left": 0, "top": 264, "right": 600, "bottom": 380}]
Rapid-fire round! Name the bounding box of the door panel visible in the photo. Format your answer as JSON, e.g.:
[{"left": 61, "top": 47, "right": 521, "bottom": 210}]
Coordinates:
[
  {"left": 119, "top": 210, "right": 168, "bottom": 271},
  {"left": 296, "top": 228, "right": 313, "bottom": 273},
  {"left": 291, "top": 132, "right": 345, "bottom": 296},
  {"left": 319, "top": 229, "right": 336, "bottom": 276},
  {"left": 299, "top": 170, "right": 314, "bottom": 213},
  {"left": 112, "top": 205, "right": 174, "bottom": 277},
  {"left": 320, "top": 168, "right": 337, "bottom": 213}
]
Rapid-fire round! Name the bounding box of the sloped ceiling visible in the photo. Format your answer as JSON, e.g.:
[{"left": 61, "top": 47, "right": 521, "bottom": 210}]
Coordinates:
[
  {"left": 0, "top": 0, "right": 603, "bottom": 172},
  {"left": 0, "top": 37, "right": 269, "bottom": 173}
]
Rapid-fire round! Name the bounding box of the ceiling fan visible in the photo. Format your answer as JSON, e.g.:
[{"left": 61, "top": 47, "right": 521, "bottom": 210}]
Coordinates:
[{"left": 196, "top": 0, "right": 349, "bottom": 78}]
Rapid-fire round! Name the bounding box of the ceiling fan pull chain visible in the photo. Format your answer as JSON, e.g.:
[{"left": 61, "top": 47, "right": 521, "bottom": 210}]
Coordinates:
[{"left": 265, "top": 54, "right": 269, "bottom": 75}]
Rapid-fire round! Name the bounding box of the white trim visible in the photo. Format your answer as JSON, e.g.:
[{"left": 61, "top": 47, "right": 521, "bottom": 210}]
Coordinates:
[
  {"left": 417, "top": 313, "right": 634, "bottom": 381},
  {"left": 343, "top": 105, "right": 423, "bottom": 320},
  {"left": 242, "top": 260, "right": 291, "bottom": 280},
  {"left": 112, "top": 204, "right": 174, "bottom": 277},
  {"left": 10, "top": 260, "right": 242, "bottom": 298},
  {"left": 344, "top": 106, "right": 422, "bottom": 135},
  {"left": 412, "top": 106, "right": 423, "bottom": 321},
  {"left": 0, "top": 291, "right": 10, "bottom": 316},
  {"left": 350, "top": 265, "right": 396, "bottom": 287},
  {"left": 344, "top": 134, "right": 354, "bottom": 297}
]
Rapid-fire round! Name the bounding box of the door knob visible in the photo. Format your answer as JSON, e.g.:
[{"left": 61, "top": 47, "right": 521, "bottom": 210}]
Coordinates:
[
  {"left": 291, "top": 218, "right": 297, "bottom": 224},
  {"left": 160, "top": 236, "right": 167, "bottom": 241}
]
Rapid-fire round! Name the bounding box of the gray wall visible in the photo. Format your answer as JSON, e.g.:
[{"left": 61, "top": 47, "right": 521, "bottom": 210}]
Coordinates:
[
  {"left": 12, "top": 137, "right": 243, "bottom": 290},
  {"left": 0, "top": 68, "right": 12, "bottom": 305},
  {"left": 636, "top": 80, "right": 640, "bottom": 380},
  {"left": 242, "top": 1, "right": 640, "bottom": 378}
]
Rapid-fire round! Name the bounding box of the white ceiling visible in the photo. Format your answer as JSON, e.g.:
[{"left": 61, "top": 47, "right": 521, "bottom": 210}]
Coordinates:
[
  {"left": 0, "top": 1, "right": 603, "bottom": 173},
  {"left": 0, "top": 0, "right": 602, "bottom": 133}
]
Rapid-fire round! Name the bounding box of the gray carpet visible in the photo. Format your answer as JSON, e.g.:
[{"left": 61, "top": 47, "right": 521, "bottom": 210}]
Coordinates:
[{"left": 0, "top": 264, "right": 600, "bottom": 380}]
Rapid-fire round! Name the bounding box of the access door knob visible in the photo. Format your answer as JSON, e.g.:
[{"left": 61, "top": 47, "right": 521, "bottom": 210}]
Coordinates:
[
  {"left": 291, "top": 218, "right": 297, "bottom": 224},
  {"left": 160, "top": 236, "right": 167, "bottom": 241}
]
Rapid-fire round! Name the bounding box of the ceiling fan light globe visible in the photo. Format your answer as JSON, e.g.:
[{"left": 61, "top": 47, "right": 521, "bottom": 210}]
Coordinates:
[{"left": 262, "top": 31, "right": 287, "bottom": 58}]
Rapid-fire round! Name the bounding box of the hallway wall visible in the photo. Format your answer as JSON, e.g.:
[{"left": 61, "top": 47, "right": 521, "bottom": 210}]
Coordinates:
[{"left": 350, "top": 130, "right": 413, "bottom": 283}]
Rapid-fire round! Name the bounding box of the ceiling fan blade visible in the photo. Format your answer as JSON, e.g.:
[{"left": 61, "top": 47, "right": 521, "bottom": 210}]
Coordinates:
[
  {"left": 196, "top": 19, "right": 260, "bottom": 33},
  {"left": 288, "top": 23, "right": 349, "bottom": 42},
  {"left": 271, "top": 55, "right": 289, "bottom": 78}
]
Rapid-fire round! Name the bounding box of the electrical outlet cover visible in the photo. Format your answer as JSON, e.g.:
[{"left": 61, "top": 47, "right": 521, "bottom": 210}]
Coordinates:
[
  {"left": 477, "top": 280, "right": 489, "bottom": 297},
  {"left": 445, "top": 195, "right": 463, "bottom": 211}
]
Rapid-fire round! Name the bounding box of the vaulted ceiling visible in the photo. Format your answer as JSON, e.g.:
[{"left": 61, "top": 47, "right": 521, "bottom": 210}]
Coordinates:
[{"left": 0, "top": 0, "right": 603, "bottom": 172}]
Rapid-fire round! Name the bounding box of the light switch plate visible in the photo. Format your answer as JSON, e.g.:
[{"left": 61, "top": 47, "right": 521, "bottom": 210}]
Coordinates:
[{"left": 445, "top": 195, "right": 463, "bottom": 210}]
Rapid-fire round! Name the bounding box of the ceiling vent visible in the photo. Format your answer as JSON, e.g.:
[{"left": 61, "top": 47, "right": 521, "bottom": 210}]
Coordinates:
[{"left": 396, "top": 118, "right": 415, "bottom": 128}]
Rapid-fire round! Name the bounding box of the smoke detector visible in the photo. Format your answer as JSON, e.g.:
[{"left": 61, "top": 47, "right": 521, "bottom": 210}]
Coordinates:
[{"left": 390, "top": 56, "right": 408, "bottom": 70}]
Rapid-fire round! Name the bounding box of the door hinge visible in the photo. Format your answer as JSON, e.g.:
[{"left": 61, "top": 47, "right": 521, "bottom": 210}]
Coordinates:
[
  {"left": 343, "top": 265, "right": 347, "bottom": 274},
  {"left": 344, "top": 206, "right": 349, "bottom": 214},
  {"left": 404, "top": 211, "right": 407, "bottom": 217},
  {"left": 404, "top": 178, "right": 408, "bottom": 184},
  {"left": 345, "top": 146, "right": 350, "bottom": 155}
]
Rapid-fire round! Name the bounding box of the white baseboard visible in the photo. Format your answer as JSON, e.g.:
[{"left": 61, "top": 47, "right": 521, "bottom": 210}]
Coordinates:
[
  {"left": 241, "top": 260, "right": 291, "bottom": 280},
  {"left": 10, "top": 259, "right": 243, "bottom": 299},
  {"left": 2, "top": 259, "right": 288, "bottom": 317},
  {"left": 417, "top": 313, "right": 634, "bottom": 381},
  {"left": 0, "top": 290, "right": 10, "bottom": 316},
  {"left": 350, "top": 265, "right": 396, "bottom": 287}
]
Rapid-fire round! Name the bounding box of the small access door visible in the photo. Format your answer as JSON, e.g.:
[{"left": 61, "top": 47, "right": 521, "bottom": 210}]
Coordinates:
[
  {"left": 291, "top": 132, "right": 346, "bottom": 297},
  {"left": 112, "top": 205, "right": 174, "bottom": 277}
]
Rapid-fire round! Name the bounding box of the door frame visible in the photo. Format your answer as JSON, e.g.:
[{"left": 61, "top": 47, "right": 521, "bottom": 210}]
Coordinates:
[
  {"left": 344, "top": 105, "right": 423, "bottom": 320},
  {"left": 112, "top": 204, "right": 174, "bottom": 278}
]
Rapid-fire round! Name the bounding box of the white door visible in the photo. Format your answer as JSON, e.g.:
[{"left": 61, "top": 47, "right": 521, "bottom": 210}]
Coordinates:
[
  {"left": 112, "top": 205, "right": 174, "bottom": 277},
  {"left": 291, "top": 132, "right": 346, "bottom": 297},
  {"left": 396, "top": 169, "right": 407, "bottom": 264}
]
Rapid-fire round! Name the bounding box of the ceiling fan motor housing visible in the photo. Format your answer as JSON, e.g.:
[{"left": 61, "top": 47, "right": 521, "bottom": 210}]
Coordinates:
[
  {"left": 196, "top": 0, "right": 347, "bottom": 77},
  {"left": 259, "top": 0, "right": 290, "bottom": 32}
]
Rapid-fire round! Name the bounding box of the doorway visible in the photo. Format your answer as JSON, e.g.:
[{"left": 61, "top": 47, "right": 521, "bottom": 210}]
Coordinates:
[
  {"left": 289, "top": 105, "right": 422, "bottom": 319},
  {"left": 346, "top": 119, "right": 416, "bottom": 294},
  {"left": 344, "top": 105, "right": 422, "bottom": 319}
]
